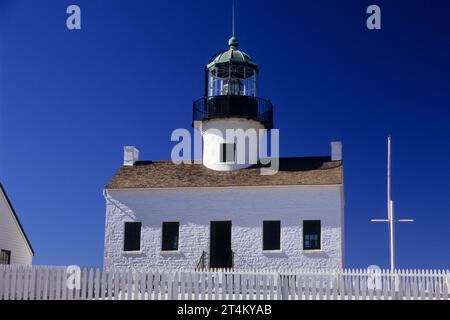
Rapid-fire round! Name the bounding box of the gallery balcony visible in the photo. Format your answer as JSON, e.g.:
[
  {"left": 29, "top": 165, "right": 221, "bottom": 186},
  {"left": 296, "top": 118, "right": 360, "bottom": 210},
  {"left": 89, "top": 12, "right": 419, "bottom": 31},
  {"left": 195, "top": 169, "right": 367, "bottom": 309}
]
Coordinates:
[{"left": 192, "top": 95, "right": 274, "bottom": 129}]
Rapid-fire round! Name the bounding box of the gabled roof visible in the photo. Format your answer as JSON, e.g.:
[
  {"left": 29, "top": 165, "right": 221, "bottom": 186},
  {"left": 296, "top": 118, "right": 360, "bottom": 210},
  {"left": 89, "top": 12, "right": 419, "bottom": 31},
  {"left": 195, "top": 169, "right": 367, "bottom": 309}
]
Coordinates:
[
  {"left": 0, "top": 183, "right": 35, "bottom": 256},
  {"left": 105, "top": 157, "right": 343, "bottom": 189}
]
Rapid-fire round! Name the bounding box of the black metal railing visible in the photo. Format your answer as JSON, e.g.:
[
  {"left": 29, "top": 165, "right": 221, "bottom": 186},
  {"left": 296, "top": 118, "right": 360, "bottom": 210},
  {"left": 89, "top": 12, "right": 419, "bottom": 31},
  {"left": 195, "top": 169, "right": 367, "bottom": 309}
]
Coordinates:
[
  {"left": 197, "top": 250, "right": 235, "bottom": 270},
  {"left": 196, "top": 251, "right": 206, "bottom": 270},
  {"left": 193, "top": 95, "right": 273, "bottom": 129}
]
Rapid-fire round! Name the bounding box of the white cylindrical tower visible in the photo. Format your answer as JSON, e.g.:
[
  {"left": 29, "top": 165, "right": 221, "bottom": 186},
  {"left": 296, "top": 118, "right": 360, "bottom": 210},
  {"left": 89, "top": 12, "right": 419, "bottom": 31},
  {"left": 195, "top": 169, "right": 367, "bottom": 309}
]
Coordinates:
[{"left": 193, "top": 36, "right": 273, "bottom": 171}]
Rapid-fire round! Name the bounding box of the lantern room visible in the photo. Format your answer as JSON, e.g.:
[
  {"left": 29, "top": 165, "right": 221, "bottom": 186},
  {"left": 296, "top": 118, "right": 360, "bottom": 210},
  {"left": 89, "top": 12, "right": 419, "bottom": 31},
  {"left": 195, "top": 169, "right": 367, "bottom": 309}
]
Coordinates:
[
  {"left": 193, "top": 36, "right": 273, "bottom": 130},
  {"left": 206, "top": 37, "right": 258, "bottom": 97}
]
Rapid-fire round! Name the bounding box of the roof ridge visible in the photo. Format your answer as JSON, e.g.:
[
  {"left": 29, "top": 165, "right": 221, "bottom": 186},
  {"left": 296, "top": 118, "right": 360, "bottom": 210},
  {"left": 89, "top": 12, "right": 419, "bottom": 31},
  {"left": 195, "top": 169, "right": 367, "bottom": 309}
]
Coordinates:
[{"left": 134, "top": 156, "right": 332, "bottom": 162}]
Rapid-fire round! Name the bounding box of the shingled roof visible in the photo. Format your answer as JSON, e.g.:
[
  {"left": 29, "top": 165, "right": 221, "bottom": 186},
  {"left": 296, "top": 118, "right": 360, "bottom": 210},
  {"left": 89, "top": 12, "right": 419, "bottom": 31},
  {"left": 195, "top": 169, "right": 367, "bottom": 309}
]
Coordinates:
[{"left": 105, "top": 157, "right": 343, "bottom": 189}]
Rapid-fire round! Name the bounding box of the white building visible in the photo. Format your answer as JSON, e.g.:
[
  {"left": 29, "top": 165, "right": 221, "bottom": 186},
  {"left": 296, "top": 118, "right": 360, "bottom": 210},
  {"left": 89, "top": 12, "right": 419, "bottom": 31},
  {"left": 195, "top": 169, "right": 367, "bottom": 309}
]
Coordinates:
[
  {"left": 0, "top": 183, "right": 34, "bottom": 265},
  {"left": 103, "top": 36, "right": 345, "bottom": 270}
]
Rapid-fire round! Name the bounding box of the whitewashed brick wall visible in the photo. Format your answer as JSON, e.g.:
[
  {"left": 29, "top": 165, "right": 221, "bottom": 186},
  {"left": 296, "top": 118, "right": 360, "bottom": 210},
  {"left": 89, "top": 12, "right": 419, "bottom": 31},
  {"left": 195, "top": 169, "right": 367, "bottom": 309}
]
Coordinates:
[{"left": 104, "top": 185, "right": 344, "bottom": 269}]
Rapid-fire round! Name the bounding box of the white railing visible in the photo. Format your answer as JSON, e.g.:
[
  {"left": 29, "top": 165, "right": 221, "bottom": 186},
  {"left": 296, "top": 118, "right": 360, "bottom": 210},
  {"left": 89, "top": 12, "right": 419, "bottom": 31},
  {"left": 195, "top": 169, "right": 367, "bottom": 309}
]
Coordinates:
[{"left": 1, "top": 265, "right": 449, "bottom": 300}]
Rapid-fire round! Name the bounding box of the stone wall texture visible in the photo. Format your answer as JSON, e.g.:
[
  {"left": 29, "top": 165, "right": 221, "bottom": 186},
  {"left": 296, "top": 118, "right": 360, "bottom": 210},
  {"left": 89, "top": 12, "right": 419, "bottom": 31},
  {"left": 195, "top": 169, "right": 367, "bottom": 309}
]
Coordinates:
[{"left": 104, "top": 185, "right": 344, "bottom": 269}]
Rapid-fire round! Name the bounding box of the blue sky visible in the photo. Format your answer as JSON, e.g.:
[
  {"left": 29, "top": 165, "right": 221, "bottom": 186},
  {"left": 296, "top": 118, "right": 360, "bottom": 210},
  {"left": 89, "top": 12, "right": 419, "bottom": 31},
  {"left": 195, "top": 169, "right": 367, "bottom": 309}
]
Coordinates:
[{"left": 0, "top": 0, "right": 449, "bottom": 269}]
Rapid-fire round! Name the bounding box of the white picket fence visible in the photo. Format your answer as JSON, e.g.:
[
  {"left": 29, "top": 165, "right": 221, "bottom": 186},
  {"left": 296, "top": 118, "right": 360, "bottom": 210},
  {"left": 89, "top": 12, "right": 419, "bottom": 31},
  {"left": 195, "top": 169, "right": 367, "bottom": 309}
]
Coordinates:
[{"left": 1, "top": 265, "right": 449, "bottom": 300}]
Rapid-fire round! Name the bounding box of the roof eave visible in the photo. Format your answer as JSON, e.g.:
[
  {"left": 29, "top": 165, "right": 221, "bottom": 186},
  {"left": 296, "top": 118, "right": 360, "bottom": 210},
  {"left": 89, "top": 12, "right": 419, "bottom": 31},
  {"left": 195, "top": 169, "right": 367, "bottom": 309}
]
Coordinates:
[{"left": 0, "top": 183, "right": 35, "bottom": 256}]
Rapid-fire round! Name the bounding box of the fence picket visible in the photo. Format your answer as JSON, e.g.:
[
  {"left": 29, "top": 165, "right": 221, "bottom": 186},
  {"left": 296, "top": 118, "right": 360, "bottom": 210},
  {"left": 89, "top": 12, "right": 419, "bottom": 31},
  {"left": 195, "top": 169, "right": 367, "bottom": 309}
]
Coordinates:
[
  {"left": 199, "top": 272, "right": 206, "bottom": 300},
  {"left": 86, "top": 268, "right": 93, "bottom": 300},
  {"left": 178, "top": 271, "right": 184, "bottom": 300},
  {"left": 253, "top": 273, "right": 259, "bottom": 300},
  {"left": 246, "top": 272, "right": 252, "bottom": 300},
  {"left": 53, "top": 267, "right": 60, "bottom": 300},
  {"left": 193, "top": 272, "right": 199, "bottom": 300},
  {"left": 114, "top": 269, "right": 120, "bottom": 299},
  {"left": 100, "top": 268, "right": 107, "bottom": 300},
  {"left": 211, "top": 271, "right": 217, "bottom": 300},
  {"left": 146, "top": 270, "right": 153, "bottom": 300},
  {"left": 156, "top": 271, "right": 163, "bottom": 300},
  {"left": 425, "top": 270, "right": 432, "bottom": 300},
  {"left": 141, "top": 270, "right": 147, "bottom": 300},
  {"left": 234, "top": 272, "right": 239, "bottom": 300},
  {"left": 288, "top": 274, "right": 294, "bottom": 300},
  {"left": 92, "top": 268, "right": 99, "bottom": 300},
  {"left": 163, "top": 272, "right": 169, "bottom": 300},
  {"left": 53, "top": 268, "right": 60, "bottom": 300},
  {"left": 267, "top": 273, "right": 274, "bottom": 300},
  {"left": 207, "top": 272, "right": 213, "bottom": 300},
  {"left": 171, "top": 271, "right": 177, "bottom": 300},
  {"left": 418, "top": 270, "right": 425, "bottom": 300},
  {"left": 301, "top": 275, "right": 307, "bottom": 300},
  {"left": 22, "top": 267, "right": 29, "bottom": 300},
  {"left": 5, "top": 267, "right": 12, "bottom": 300},
  {"left": 186, "top": 271, "right": 192, "bottom": 300},
  {"left": 49, "top": 268, "right": 57, "bottom": 300},
  {"left": 218, "top": 271, "right": 224, "bottom": 300},
  {"left": 225, "top": 272, "right": 230, "bottom": 300},
  {"left": 435, "top": 270, "right": 442, "bottom": 300},
  {"left": 16, "top": 266, "right": 24, "bottom": 300},
  {"left": 132, "top": 270, "right": 139, "bottom": 300},
  {"left": 105, "top": 269, "right": 112, "bottom": 300},
  {"left": 318, "top": 274, "right": 325, "bottom": 300},
  {"left": 278, "top": 274, "right": 284, "bottom": 300},
  {"left": 10, "top": 267, "right": 17, "bottom": 300},
  {"left": 260, "top": 272, "right": 265, "bottom": 299},
  {"left": 443, "top": 271, "right": 449, "bottom": 300},
  {"left": 411, "top": 269, "right": 418, "bottom": 300},
  {"left": 0, "top": 267, "right": 6, "bottom": 299},
  {"left": 0, "top": 267, "right": 3, "bottom": 300}
]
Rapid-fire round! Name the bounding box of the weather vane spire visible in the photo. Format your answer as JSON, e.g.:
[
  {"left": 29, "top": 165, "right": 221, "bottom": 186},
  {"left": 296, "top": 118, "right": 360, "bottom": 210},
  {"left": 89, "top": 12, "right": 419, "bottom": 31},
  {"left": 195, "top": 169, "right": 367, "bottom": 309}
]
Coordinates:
[
  {"left": 232, "top": 1, "right": 235, "bottom": 38},
  {"left": 228, "top": 1, "right": 239, "bottom": 48}
]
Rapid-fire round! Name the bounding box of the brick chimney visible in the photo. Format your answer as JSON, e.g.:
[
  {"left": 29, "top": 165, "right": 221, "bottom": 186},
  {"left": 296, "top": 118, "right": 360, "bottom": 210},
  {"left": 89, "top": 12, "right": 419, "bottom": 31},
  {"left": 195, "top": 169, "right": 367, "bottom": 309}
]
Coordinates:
[
  {"left": 331, "top": 141, "right": 342, "bottom": 161},
  {"left": 123, "top": 146, "right": 139, "bottom": 166}
]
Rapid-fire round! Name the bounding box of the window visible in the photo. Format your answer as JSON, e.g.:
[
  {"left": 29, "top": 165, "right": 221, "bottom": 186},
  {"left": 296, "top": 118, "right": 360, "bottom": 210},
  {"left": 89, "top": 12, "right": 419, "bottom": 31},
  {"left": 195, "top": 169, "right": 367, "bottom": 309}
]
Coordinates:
[
  {"left": 220, "top": 143, "right": 236, "bottom": 163},
  {"left": 124, "top": 222, "right": 141, "bottom": 252},
  {"left": 263, "top": 221, "right": 281, "bottom": 250},
  {"left": 0, "top": 250, "right": 11, "bottom": 265},
  {"left": 162, "top": 222, "right": 179, "bottom": 251},
  {"left": 303, "top": 220, "right": 321, "bottom": 250}
]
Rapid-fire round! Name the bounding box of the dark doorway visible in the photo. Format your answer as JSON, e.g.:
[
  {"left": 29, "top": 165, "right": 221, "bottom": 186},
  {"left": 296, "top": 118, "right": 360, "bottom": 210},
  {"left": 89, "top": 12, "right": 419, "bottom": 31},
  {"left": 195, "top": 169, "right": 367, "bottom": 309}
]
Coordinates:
[{"left": 209, "top": 221, "right": 232, "bottom": 268}]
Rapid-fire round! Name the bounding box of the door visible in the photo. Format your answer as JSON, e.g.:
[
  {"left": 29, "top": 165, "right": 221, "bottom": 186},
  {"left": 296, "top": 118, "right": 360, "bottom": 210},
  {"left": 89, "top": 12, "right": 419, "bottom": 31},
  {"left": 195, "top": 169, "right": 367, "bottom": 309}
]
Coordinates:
[{"left": 209, "top": 221, "right": 232, "bottom": 268}]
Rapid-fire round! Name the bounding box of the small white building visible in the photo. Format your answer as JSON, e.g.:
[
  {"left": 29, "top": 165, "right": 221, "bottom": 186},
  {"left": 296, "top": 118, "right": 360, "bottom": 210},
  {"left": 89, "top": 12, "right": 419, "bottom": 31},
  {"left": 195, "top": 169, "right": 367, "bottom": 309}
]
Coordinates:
[
  {"left": 0, "top": 183, "right": 34, "bottom": 265},
  {"left": 103, "top": 36, "right": 345, "bottom": 270}
]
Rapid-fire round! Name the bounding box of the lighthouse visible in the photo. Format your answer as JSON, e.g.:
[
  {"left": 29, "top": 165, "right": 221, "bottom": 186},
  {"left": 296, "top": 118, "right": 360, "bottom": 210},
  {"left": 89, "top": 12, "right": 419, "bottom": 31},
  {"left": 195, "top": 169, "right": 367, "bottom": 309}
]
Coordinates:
[
  {"left": 193, "top": 36, "right": 274, "bottom": 171},
  {"left": 104, "top": 23, "right": 344, "bottom": 271}
]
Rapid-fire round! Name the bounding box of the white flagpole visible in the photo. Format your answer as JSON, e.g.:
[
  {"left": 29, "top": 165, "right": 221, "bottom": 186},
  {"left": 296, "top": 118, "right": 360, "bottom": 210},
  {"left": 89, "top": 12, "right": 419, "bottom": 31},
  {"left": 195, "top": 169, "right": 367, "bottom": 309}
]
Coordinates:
[
  {"left": 371, "top": 136, "right": 414, "bottom": 272},
  {"left": 388, "top": 136, "right": 395, "bottom": 272}
]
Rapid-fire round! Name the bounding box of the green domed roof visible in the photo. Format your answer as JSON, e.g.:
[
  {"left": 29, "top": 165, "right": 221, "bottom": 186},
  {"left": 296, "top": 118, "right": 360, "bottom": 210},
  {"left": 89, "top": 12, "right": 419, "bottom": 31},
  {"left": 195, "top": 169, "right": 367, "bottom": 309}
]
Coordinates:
[{"left": 207, "top": 37, "right": 258, "bottom": 70}]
